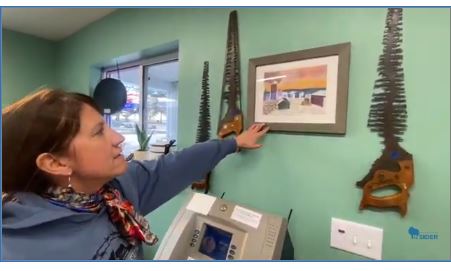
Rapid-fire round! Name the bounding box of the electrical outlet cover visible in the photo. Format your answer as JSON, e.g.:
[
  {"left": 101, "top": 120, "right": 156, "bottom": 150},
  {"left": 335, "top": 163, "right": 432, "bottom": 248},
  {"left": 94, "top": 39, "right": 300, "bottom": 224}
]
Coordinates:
[{"left": 330, "top": 217, "right": 383, "bottom": 260}]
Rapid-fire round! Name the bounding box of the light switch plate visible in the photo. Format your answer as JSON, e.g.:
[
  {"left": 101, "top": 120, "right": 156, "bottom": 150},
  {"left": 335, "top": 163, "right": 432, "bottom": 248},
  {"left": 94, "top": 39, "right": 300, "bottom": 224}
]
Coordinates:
[{"left": 330, "top": 217, "right": 383, "bottom": 260}]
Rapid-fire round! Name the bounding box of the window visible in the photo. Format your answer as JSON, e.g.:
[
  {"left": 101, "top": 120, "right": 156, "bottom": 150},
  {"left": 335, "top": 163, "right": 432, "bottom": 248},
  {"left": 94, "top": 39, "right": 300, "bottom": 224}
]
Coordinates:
[{"left": 103, "top": 53, "right": 179, "bottom": 156}]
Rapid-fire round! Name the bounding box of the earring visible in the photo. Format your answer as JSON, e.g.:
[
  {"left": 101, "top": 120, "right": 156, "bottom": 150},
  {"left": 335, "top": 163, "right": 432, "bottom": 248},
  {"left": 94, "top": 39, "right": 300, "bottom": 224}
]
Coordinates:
[{"left": 68, "top": 174, "right": 72, "bottom": 188}]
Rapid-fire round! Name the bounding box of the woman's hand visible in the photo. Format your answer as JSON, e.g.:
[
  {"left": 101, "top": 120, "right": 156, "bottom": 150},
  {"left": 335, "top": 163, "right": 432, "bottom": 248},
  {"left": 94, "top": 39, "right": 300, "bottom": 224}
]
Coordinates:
[{"left": 235, "top": 123, "right": 270, "bottom": 150}]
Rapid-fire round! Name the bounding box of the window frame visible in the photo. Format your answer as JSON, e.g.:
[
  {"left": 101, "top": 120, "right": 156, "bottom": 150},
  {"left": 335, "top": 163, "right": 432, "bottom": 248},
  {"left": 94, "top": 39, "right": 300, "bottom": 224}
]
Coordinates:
[{"left": 101, "top": 52, "right": 179, "bottom": 144}]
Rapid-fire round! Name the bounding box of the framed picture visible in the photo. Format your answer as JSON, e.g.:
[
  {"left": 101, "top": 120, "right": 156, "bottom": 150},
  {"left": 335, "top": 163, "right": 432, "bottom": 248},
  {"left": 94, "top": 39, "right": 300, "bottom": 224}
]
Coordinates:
[{"left": 248, "top": 42, "right": 351, "bottom": 134}]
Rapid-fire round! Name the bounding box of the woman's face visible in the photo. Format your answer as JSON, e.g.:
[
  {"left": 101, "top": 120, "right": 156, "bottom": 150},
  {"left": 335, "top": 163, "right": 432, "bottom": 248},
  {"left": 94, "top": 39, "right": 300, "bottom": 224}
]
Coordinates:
[{"left": 66, "top": 104, "right": 127, "bottom": 190}]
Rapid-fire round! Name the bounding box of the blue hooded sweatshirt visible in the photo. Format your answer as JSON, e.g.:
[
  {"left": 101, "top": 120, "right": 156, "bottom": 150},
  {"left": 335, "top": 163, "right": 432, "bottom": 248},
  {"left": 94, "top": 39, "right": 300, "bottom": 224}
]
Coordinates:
[{"left": 2, "top": 138, "right": 237, "bottom": 260}]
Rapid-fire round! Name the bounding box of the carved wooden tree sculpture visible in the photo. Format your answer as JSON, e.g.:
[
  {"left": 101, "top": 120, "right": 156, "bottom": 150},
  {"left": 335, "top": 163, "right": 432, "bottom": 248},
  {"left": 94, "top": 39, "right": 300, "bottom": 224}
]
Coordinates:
[
  {"left": 356, "top": 8, "right": 414, "bottom": 216},
  {"left": 192, "top": 61, "right": 212, "bottom": 192}
]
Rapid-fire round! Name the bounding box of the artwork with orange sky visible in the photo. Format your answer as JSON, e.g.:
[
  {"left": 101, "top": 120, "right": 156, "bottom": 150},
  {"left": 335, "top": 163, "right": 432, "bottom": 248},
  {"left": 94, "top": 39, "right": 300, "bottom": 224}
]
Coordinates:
[
  {"left": 263, "top": 65, "right": 327, "bottom": 92},
  {"left": 261, "top": 64, "right": 328, "bottom": 116}
]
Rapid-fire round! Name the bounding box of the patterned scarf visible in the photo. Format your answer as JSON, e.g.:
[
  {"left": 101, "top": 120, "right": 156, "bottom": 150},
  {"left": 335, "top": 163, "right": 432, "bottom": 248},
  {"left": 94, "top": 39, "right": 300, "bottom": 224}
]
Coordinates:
[{"left": 19, "top": 185, "right": 158, "bottom": 246}]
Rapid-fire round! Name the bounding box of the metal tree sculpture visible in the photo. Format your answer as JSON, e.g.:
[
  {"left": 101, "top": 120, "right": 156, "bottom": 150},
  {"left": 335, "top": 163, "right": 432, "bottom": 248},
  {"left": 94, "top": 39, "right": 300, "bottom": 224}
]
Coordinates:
[
  {"left": 191, "top": 61, "right": 212, "bottom": 192},
  {"left": 356, "top": 8, "right": 414, "bottom": 216},
  {"left": 217, "top": 10, "right": 243, "bottom": 139},
  {"left": 196, "top": 61, "right": 212, "bottom": 143}
]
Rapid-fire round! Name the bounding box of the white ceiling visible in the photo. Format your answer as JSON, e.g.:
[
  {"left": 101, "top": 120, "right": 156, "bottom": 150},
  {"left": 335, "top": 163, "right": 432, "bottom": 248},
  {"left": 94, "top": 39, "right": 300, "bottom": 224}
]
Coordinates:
[{"left": 2, "top": 8, "right": 117, "bottom": 41}]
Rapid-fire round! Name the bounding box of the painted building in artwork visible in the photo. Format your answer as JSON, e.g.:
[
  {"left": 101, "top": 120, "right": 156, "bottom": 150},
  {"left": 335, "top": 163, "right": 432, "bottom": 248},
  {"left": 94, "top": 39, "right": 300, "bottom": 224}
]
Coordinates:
[{"left": 264, "top": 87, "right": 326, "bottom": 108}]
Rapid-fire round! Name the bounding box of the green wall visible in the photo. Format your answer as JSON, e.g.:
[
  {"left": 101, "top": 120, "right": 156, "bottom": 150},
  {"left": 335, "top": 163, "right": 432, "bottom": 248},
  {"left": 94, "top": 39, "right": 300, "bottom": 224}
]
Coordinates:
[
  {"left": 1, "top": 29, "right": 58, "bottom": 107},
  {"left": 4, "top": 8, "right": 450, "bottom": 260}
]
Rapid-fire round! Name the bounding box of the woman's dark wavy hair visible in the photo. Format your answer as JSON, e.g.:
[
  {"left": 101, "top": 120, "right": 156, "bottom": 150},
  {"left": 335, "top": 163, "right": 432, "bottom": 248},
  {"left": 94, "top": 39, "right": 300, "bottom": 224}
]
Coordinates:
[{"left": 2, "top": 88, "right": 101, "bottom": 195}]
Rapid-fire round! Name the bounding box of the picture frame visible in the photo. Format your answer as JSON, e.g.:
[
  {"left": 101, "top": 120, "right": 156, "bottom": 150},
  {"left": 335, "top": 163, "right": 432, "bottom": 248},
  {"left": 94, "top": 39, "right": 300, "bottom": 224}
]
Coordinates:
[{"left": 247, "top": 42, "right": 351, "bottom": 134}]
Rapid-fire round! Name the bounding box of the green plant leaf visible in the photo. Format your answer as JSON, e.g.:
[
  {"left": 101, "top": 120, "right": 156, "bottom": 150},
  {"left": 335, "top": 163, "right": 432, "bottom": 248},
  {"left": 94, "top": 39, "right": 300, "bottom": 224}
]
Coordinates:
[
  {"left": 142, "top": 136, "right": 151, "bottom": 151},
  {"left": 135, "top": 123, "right": 153, "bottom": 151}
]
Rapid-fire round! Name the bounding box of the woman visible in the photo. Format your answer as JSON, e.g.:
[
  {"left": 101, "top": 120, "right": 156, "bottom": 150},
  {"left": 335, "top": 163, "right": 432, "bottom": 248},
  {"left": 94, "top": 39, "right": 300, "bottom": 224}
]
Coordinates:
[{"left": 2, "top": 89, "right": 269, "bottom": 260}]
